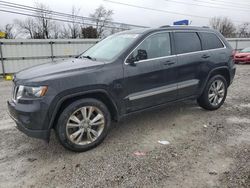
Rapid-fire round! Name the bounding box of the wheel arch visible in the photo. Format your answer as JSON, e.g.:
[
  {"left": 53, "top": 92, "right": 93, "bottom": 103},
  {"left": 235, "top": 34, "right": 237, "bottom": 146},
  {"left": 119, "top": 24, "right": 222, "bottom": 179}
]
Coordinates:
[
  {"left": 200, "top": 66, "right": 231, "bottom": 95},
  {"left": 49, "top": 90, "right": 119, "bottom": 129}
]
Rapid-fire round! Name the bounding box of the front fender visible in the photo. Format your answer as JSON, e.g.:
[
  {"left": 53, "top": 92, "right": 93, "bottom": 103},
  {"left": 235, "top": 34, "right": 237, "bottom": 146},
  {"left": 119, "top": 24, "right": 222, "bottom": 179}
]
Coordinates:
[{"left": 47, "top": 88, "right": 119, "bottom": 129}]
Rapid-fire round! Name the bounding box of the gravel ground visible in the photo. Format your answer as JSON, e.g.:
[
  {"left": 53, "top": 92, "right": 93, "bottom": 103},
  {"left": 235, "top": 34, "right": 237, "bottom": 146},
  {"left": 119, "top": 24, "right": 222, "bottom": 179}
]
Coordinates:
[{"left": 0, "top": 65, "right": 249, "bottom": 188}]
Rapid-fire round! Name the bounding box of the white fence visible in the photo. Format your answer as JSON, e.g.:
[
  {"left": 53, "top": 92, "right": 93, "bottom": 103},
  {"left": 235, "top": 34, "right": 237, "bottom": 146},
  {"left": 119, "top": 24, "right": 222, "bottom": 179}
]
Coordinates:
[
  {"left": 227, "top": 38, "right": 250, "bottom": 51},
  {"left": 0, "top": 38, "right": 250, "bottom": 75},
  {"left": 0, "top": 39, "right": 99, "bottom": 75}
]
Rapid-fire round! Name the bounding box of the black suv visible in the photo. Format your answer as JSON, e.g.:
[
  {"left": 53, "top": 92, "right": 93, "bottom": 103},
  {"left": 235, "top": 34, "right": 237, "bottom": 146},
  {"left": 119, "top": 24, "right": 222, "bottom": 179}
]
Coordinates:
[{"left": 8, "top": 26, "right": 236, "bottom": 152}]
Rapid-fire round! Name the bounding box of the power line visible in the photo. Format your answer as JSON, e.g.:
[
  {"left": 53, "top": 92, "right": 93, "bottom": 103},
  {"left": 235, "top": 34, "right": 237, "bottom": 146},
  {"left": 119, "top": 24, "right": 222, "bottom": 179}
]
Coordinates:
[
  {"left": 164, "top": 0, "right": 250, "bottom": 12},
  {"left": 0, "top": 0, "right": 148, "bottom": 29},
  {"left": 193, "top": 0, "right": 250, "bottom": 9},
  {"left": 104, "top": 0, "right": 247, "bottom": 24},
  {"left": 208, "top": 0, "right": 250, "bottom": 7},
  {"left": 0, "top": 8, "right": 130, "bottom": 30}
]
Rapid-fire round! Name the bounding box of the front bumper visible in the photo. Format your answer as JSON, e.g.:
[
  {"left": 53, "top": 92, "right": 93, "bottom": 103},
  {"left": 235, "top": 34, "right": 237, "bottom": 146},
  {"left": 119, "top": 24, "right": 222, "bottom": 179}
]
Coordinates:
[{"left": 7, "top": 100, "right": 50, "bottom": 140}]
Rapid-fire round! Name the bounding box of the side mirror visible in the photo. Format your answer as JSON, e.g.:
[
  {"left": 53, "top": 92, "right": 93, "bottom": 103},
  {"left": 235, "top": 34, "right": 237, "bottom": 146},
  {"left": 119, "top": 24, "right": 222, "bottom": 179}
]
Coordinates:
[
  {"left": 126, "top": 49, "right": 148, "bottom": 66},
  {"left": 136, "top": 49, "right": 147, "bottom": 61},
  {"left": 126, "top": 55, "right": 136, "bottom": 66}
]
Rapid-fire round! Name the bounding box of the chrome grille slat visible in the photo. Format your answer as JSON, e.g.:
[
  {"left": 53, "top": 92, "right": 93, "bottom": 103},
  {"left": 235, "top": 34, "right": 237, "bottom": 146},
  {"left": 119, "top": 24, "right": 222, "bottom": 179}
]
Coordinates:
[{"left": 12, "top": 82, "right": 18, "bottom": 101}]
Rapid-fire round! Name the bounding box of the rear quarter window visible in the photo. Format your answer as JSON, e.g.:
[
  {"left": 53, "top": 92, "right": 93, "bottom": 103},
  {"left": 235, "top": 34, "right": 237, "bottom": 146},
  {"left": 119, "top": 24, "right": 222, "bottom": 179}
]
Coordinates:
[
  {"left": 174, "top": 32, "right": 202, "bottom": 54},
  {"left": 200, "top": 32, "right": 224, "bottom": 50}
]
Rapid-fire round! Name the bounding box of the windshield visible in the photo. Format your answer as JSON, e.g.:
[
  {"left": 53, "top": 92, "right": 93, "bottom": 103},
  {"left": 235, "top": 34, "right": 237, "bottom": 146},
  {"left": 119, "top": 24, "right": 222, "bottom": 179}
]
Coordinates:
[
  {"left": 80, "top": 33, "right": 140, "bottom": 61},
  {"left": 240, "top": 47, "right": 250, "bottom": 53}
]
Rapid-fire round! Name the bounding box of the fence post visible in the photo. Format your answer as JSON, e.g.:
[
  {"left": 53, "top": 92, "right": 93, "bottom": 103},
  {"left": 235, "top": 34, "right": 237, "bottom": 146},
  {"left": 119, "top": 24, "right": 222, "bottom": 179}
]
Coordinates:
[
  {"left": 50, "top": 41, "right": 54, "bottom": 61},
  {"left": 235, "top": 39, "right": 238, "bottom": 51},
  {"left": 0, "top": 42, "right": 5, "bottom": 77}
]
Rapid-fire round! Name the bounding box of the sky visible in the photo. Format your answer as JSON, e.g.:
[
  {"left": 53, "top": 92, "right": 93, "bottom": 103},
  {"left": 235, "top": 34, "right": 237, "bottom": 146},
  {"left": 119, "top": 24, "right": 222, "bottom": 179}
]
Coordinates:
[{"left": 0, "top": 0, "right": 249, "bottom": 28}]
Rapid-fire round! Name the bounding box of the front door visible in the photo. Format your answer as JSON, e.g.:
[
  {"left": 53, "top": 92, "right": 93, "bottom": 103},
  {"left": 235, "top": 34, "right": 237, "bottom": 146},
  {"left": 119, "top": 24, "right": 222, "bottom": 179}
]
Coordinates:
[{"left": 123, "top": 32, "right": 178, "bottom": 113}]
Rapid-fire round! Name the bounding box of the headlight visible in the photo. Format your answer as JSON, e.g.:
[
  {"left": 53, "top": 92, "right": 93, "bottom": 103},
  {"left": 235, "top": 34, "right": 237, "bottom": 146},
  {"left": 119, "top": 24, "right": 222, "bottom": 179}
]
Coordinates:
[{"left": 16, "top": 85, "right": 48, "bottom": 100}]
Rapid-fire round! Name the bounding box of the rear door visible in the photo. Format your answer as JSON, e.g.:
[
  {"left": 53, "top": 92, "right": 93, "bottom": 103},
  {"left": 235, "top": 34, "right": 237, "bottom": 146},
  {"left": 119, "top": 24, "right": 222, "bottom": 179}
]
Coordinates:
[
  {"left": 173, "top": 31, "right": 211, "bottom": 99},
  {"left": 123, "top": 32, "right": 178, "bottom": 112}
]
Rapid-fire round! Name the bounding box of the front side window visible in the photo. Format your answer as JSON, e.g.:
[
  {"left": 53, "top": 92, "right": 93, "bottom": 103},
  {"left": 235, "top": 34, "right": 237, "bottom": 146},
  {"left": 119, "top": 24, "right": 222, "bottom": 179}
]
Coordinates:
[
  {"left": 126, "top": 32, "right": 171, "bottom": 63},
  {"left": 200, "top": 32, "right": 224, "bottom": 50},
  {"left": 174, "top": 32, "right": 202, "bottom": 54},
  {"left": 80, "top": 33, "right": 140, "bottom": 61}
]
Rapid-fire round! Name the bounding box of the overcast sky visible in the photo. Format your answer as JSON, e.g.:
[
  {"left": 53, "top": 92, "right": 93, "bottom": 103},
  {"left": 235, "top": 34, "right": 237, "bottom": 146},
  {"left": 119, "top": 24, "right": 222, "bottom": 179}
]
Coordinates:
[{"left": 0, "top": 0, "right": 249, "bottom": 28}]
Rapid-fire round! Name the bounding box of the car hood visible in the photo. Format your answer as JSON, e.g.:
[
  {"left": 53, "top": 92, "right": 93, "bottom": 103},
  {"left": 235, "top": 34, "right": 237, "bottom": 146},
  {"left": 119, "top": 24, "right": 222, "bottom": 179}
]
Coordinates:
[
  {"left": 15, "top": 58, "right": 105, "bottom": 81},
  {"left": 235, "top": 52, "right": 250, "bottom": 56}
]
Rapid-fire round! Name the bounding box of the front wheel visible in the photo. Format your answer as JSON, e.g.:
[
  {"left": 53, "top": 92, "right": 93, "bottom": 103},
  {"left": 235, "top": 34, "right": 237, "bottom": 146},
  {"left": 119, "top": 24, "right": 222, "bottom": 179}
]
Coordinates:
[
  {"left": 55, "top": 98, "right": 111, "bottom": 152},
  {"left": 197, "top": 75, "right": 227, "bottom": 110}
]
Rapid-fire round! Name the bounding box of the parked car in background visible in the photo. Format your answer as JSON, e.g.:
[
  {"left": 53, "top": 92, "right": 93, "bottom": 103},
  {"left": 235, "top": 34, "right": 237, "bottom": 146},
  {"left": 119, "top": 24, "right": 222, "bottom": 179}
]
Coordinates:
[
  {"left": 8, "top": 26, "right": 236, "bottom": 152},
  {"left": 234, "top": 47, "right": 250, "bottom": 64}
]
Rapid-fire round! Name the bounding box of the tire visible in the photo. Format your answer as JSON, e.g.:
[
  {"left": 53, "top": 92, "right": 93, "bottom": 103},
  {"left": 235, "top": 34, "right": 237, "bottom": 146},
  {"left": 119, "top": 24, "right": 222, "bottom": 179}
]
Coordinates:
[
  {"left": 197, "top": 75, "right": 227, "bottom": 111},
  {"left": 55, "top": 98, "right": 111, "bottom": 152}
]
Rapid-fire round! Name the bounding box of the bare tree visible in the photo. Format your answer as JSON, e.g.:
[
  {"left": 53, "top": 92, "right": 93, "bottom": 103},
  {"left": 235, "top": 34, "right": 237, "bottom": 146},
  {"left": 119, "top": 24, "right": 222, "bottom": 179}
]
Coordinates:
[
  {"left": 34, "top": 2, "right": 53, "bottom": 39},
  {"left": 59, "top": 24, "right": 70, "bottom": 39},
  {"left": 209, "top": 17, "right": 236, "bottom": 37},
  {"left": 237, "top": 22, "right": 250, "bottom": 38},
  {"left": 15, "top": 3, "right": 53, "bottom": 39},
  {"left": 89, "top": 5, "right": 113, "bottom": 38},
  {"left": 15, "top": 18, "right": 37, "bottom": 38},
  {"left": 50, "top": 22, "right": 62, "bottom": 39},
  {"left": 68, "top": 6, "right": 81, "bottom": 38},
  {"left": 1, "top": 24, "right": 16, "bottom": 39}
]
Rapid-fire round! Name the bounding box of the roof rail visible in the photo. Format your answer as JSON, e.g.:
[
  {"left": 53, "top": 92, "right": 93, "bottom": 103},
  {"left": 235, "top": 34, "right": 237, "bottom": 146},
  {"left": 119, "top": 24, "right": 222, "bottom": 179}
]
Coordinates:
[{"left": 159, "top": 25, "right": 171, "bottom": 28}]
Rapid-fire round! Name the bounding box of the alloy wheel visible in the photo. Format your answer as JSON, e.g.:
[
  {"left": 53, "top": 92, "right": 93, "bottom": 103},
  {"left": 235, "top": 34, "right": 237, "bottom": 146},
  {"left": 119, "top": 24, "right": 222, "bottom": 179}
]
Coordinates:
[
  {"left": 66, "top": 106, "right": 105, "bottom": 145},
  {"left": 208, "top": 80, "right": 225, "bottom": 106}
]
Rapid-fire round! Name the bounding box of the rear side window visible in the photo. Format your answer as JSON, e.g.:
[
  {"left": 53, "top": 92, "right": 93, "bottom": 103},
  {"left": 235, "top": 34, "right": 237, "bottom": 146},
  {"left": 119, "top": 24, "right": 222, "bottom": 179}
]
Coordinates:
[
  {"left": 174, "top": 32, "right": 201, "bottom": 54},
  {"left": 200, "top": 32, "right": 224, "bottom": 50}
]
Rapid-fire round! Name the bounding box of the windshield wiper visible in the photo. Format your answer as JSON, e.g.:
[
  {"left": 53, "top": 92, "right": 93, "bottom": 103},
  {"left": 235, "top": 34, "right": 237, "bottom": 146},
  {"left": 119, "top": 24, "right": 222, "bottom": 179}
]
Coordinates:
[{"left": 80, "top": 55, "right": 96, "bottom": 61}]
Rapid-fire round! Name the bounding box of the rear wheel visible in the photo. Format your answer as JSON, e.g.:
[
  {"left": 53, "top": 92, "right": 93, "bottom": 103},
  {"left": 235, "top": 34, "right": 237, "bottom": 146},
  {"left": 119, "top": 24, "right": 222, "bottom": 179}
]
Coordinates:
[
  {"left": 197, "top": 75, "right": 227, "bottom": 110},
  {"left": 56, "top": 98, "right": 111, "bottom": 152}
]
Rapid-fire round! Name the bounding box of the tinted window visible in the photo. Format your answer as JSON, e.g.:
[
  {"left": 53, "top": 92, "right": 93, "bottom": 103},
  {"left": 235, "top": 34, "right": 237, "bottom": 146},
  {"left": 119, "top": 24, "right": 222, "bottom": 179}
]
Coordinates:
[
  {"left": 175, "top": 32, "right": 201, "bottom": 54},
  {"left": 127, "top": 32, "right": 171, "bottom": 62},
  {"left": 200, "top": 32, "right": 224, "bottom": 50}
]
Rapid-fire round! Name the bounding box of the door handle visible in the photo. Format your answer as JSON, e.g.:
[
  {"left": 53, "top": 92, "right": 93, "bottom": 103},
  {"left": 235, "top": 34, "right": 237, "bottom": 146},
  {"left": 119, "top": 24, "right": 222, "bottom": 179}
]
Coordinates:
[
  {"left": 201, "top": 54, "right": 210, "bottom": 59},
  {"left": 164, "top": 61, "right": 176, "bottom": 66}
]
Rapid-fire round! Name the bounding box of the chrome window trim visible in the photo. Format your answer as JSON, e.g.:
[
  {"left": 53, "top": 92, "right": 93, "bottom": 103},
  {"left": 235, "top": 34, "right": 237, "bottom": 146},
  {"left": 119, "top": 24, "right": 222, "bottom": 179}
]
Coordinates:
[
  {"left": 124, "top": 30, "right": 227, "bottom": 65},
  {"left": 124, "top": 31, "right": 172, "bottom": 65},
  {"left": 173, "top": 30, "right": 226, "bottom": 56},
  {"left": 132, "top": 55, "right": 177, "bottom": 64},
  {"left": 176, "top": 47, "right": 226, "bottom": 57}
]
